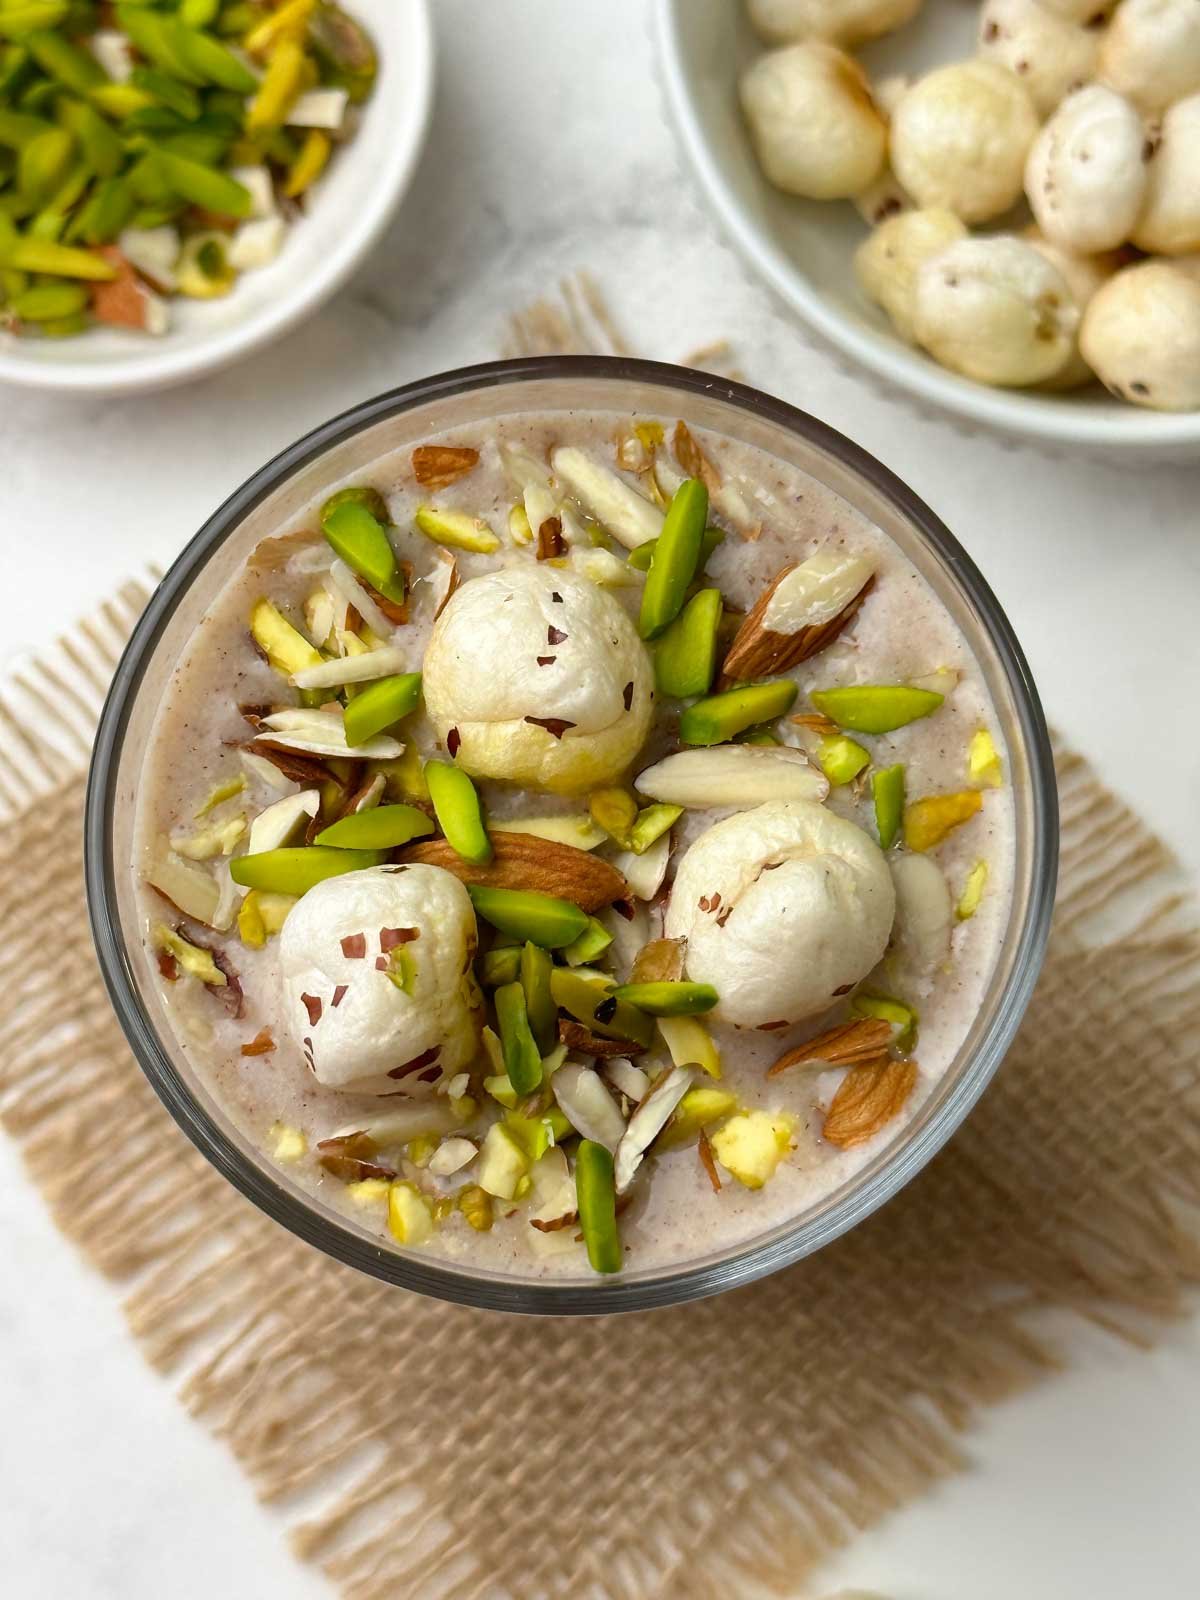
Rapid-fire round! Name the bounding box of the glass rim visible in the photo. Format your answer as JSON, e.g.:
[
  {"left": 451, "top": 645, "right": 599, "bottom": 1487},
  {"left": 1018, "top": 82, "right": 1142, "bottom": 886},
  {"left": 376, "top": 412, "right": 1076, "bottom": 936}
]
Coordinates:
[{"left": 84, "top": 354, "right": 1059, "bottom": 1316}]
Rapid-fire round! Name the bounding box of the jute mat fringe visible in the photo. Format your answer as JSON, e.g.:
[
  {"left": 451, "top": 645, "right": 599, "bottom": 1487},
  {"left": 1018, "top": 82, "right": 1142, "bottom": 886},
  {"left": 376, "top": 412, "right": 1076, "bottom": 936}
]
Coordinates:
[{"left": 3, "top": 302, "right": 1199, "bottom": 1599}]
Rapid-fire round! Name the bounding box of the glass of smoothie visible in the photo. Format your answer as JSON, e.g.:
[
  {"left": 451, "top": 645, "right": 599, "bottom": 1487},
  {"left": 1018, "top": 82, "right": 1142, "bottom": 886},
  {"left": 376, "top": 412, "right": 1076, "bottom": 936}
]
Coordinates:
[{"left": 85, "top": 357, "right": 1057, "bottom": 1314}]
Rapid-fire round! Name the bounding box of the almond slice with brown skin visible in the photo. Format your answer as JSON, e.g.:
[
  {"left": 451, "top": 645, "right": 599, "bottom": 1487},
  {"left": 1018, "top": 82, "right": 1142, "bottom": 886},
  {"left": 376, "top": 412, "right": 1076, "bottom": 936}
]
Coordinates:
[
  {"left": 673, "top": 419, "right": 721, "bottom": 490},
  {"left": 412, "top": 445, "right": 480, "bottom": 490},
  {"left": 397, "top": 831, "right": 628, "bottom": 911},
  {"left": 822, "top": 1057, "right": 918, "bottom": 1149},
  {"left": 720, "top": 568, "right": 875, "bottom": 685},
  {"left": 766, "top": 1017, "right": 893, "bottom": 1078},
  {"left": 558, "top": 1018, "right": 647, "bottom": 1057}
]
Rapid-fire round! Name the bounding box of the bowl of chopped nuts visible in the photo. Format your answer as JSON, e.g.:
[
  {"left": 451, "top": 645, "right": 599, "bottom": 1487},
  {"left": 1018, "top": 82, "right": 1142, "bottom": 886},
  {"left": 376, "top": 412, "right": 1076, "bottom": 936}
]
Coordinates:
[
  {"left": 654, "top": 0, "right": 1200, "bottom": 457},
  {"left": 0, "top": 0, "right": 433, "bottom": 395}
]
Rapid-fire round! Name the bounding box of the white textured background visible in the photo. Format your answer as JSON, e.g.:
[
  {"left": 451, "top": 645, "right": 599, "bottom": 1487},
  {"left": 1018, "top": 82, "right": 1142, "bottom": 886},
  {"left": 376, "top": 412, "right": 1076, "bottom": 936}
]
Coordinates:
[{"left": 2, "top": 3, "right": 1198, "bottom": 1596}]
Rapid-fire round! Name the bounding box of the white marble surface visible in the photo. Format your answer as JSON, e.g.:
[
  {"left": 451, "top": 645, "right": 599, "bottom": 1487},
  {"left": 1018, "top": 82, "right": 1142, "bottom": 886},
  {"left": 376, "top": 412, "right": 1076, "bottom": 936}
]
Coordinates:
[{"left": 1, "top": 3, "right": 1198, "bottom": 1596}]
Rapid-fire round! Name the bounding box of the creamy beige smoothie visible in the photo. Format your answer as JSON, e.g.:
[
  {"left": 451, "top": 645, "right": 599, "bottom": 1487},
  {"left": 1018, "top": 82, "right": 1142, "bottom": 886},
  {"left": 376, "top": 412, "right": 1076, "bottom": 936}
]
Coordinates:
[{"left": 133, "top": 409, "right": 1013, "bottom": 1279}]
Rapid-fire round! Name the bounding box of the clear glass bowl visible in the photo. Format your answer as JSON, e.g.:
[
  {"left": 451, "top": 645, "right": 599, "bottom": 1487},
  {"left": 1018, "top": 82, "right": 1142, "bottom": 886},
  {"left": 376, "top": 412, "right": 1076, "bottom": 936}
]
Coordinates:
[{"left": 85, "top": 357, "right": 1058, "bottom": 1315}]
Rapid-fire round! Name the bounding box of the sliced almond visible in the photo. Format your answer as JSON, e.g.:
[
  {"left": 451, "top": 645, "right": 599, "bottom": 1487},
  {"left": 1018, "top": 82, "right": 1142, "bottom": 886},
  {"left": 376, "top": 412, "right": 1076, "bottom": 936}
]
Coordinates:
[
  {"left": 673, "top": 419, "right": 721, "bottom": 491},
  {"left": 634, "top": 744, "right": 828, "bottom": 809},
  {"left": 246, "top": 788, "right": 319, "bottom": 856},
  {"left": 551, "top": 1062, "right": 627, "bottom": 1151},
  {"left": 721, "top": 559, "right": 875, "bottom": 684},
  {"left": 398, "top": 830, "right": 627, "bottom": 911},
  {"left": 630, "top": 937, "right": 686, "bottom": 984},
  {"left": 558, "top": 1018, "right": 647, "bottom": 1057},
  {"left": 412, "top": 444, "right": 479, "bottom": 490},
  {"left": 766, "top": 1017, "right": 893, "bottom": 1078},
  {"left": 256, "top": 707, "right": 402, "bottom": 760},
  {"left": 611, "top": 832, "right": 671, "bottom": 901},
  {"left": 291, "top": 644, "right": 408, "bottom": 690},
  {"left": 602, "top": 1057, "right": 651, "bottom": 1103},
  {"left": 427, "top": 1136, "right": 478, "bottom": 1177},
  {"left": 551, "top": 446, "right": 663, "bottom": 550},
  {"left": 614, "top": 1063, "right": 693, "bottom": 1191},
  {"left": 822, "top": 1058, "right": 918, "bottom": 1149}
]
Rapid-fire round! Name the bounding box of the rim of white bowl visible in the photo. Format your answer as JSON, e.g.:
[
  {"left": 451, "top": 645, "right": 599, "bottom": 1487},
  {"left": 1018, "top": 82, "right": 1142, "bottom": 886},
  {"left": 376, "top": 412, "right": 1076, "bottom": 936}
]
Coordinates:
[
  {"left": 651, "top": 0, "right": 1200, "bottom": 455},
  {"left": 0, "top": 0, "right": 435, "bottom": 397}
]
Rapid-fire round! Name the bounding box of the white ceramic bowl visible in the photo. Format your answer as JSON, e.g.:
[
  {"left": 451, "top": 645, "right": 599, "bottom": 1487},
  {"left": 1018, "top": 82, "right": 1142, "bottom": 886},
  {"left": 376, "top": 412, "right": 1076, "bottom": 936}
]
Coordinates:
[
  {"left": 652, "top": 0, "right": 1200, "bottom": 459},
  {"left": 0, "top": 0, "right": 433, "bottom": 396}
]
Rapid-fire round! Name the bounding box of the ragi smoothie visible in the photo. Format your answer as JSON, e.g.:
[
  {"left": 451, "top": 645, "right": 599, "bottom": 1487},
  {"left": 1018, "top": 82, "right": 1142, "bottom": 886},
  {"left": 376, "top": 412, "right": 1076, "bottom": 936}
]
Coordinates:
[{"left": 133, "top": 409, "right": 1013, "bottom": 1279}]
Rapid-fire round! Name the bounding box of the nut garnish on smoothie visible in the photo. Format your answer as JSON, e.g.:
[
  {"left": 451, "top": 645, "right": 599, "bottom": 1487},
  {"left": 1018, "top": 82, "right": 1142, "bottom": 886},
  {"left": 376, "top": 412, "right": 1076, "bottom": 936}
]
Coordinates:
[{"left": 136, "top": 413, "right": 1012, "bottom": 1277}]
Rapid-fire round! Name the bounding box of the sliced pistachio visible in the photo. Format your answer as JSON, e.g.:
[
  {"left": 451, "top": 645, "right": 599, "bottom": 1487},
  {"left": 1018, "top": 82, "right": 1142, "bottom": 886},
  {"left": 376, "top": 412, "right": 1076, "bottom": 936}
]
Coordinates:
[
  {"left": 498, "top": 813, "right": 605, "bottom": 850},
  {"left": 320, "top": 498, "right": 404, "bottom": 604},
  {"left": 709, "top": 1110, "right": 794, "bottom": 1190},
  {"left": 508, "top": 502, "right": 533, "bottom": 545},
  {"left": 414, "top": 504, "right": 500, "bottom": 555},
  {"left": 194, "top": 775, "right": 246, "bottom": 818},
  {"left": 575, "top": 1139, "right": 621, "bottom": 1272},
  {"left": 475, "top": 1120, "right": 530, "bottom": 1200},
  {"left": 956, "top": 859, "right": 989, "bottom": 921},
  {"left": 611, "top": 981, "right": 717, "bottom": 1016},
  {"left": 271, "top": 1122, "right": 307, "bottom": 1161},
  {"left": 562, "top": 915, "right": 614, "bottom": 967},
  {"left": 657, "top": 1014, "right": 722, "bottom": 1079},
  {"left": 654, "top": 586, "right": 722, "bottom": 699},
  {"left": 627, "top": 523, "right": 724, "bottom": 573},
  {"left": 809, "top": 684, "right": 944, "bottom": 735},
  {"left": 655, "top": 1085, "right": 739, "bottom": 1149},
  {"left": 968, "top": 728, "right": 1003, "bottom": 788},
  {"left": 315, "top": 803, "right": 432, "bottom": 851},
  {"left": 153, "top": 923, "right": 226, "bottom": 986},
  {"left": 817, "top": 734, "right": 870, "bottom": 787},
  {"left": 679, "top": 680, "right": 798, "bottom": 747},
  {"left": 425, "top": 760, "right": 491, "bottom": 866},
  {"left": 387, "top": 1181, "right": 434, "bottom": 1246},
  {"left": 872, "top": 763, "right": 905, "bottom": 851},
  {"left": 520, "top": 940, "right": 557, "bottom": 1054},
  {"left": 904, "top": 790, "right": 983, "bottom": 853},
  {"left": 469, "top": 886, "right": 588, "bottom": 950},
  {"left": 342, "top": 672, "right": 421, "bottom": 746},
  {"left": 458, "top": 1183, "right": 494, "bottom": 1231},
  {"left": 628, "top": 803, "right": 681, "bottom": 855},
  {"left": 850, "top": 991, "right": 918, "bottom": 1053},
  {"left": 549, "top": 967, "right": 655, "bottom": 1047},
  {"left": 229, "top": 846, "right": 384, "bottom": 894},
  {"left": 503, "top": 1105, "right": 571, "bottom": 1162},
  {"left": 588, "top": 785, "right": 637, "bottom": 848},
  {"left": 237, "top": 890, "right": 267, "bottom": 949},
  {"left": 638, "top": 477, "right": 708, "bottom": 639},
  {"left": 479, "top": 944, "right": 521, "bottom": 988},
  {"left": 250, "top": 597, "right": 322, "bottom": 677}
]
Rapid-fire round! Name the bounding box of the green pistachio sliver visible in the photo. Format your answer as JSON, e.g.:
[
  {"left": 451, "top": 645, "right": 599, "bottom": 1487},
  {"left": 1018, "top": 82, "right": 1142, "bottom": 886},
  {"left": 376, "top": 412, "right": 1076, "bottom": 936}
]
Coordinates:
[
  {"left": 575, "top": 1140, "right": 621, "bottom": 1274},
  {"left": 57, "top": 99, "right": 123, "bottom": 179},
  {"left": 229, "top": 846, "right": 385, "bottom": 894},
  {"left": 320, "top": 498, "right": 404, "bottom": 602},
  {"left": 562, "top": 915, "right": 613, "bottom": 967},
  {"left": 116, "top": 4, "right": 205, "bottom": 84},
  {"left": 414, "top": 504, "right": 500, "bottom": 555},
  {"left": 6, "top": 235, "right": 117, "bottom": 278},
  {"left": 153, "top": 924, "right": 226, "bottom": 987},
  {"left": 155, "top": 148, "right": 252, "bottom": 218},
  {"left": 610, "top": 981, "right": 718, "bottom": 1017},
  {"left": 0, "top": 5, "right": 70, "bottom": 41},
  {"left": 850, "top": 991, "right": 918, "bottom": 1054},
  {"left": 128, "top": 66, "right": 203, "bottom": 122},
  {"left": 809, "top": 685, "right": 944, "bottom": 735},
  {"left": 469, "top": 886, "right": 588, "bottom": 951},
  {"left": 679, "top": 680, "right": 798, "bottom": 747},
  {"left": 180, "top": 0, "right": 221, "bottom": 25},
  {"left": 18, "top": 126, "right": 74, "bottom": 207},
  {"left": 342, "top": 673, "right": 422, "bottom": 746},
  {"left": 588, "top": 785, "right": 637, "bottom": 849},
  {"left": 654, "top": 586, "right": 722, "bottom": 699},
  {"left": 548, "top": 967, "right": 654, "bottom": 1046},
  {"left": 495, "top": 981, "right": 543, "bottom": 1097},
  {"left": 638, "top": 476, "right": 708, "bottom": 640},
  {"left": 479, "top": 944, "right": 521, "bottom": 988},
  {"left": 627, "top": 523, "right": 724, "bottom": 574},
  {"left": 26, "top": 28, "right": 103, "bottom": 93},
  {"left": 71, "top": 175, "right": 134, "bottom": 244},
  {"left": 11, "top": 280, "right": 87, "bottom": 320},
  {"left": 628, "top": 803, "right": 681, "bottom": 855},
  {"left": 0, "top": 108, "right": 51, "bottom": 150},
  {"left": 307, "top": 0, "right": 378, "bottom": 104},
  {"left": 739, "top": 728, "right": 780, "bottom": 746},
  {"left": 170, "top": 24, "right": 259, "bottom": 92},
  {"left": 520, "top": 940, "right": 557, "bottom": 1054},
  {"left": 425, "top": 760, "right": 491, "bottom": 867},
  {"left": 322, "top": 483, "right": 391, "bottom": 525},
  {"left": 817, "top": 734, "right": 870, "bottom": 787},
  {"left": 315, "top": 803, "right": 433, "bottom": 850},
  {"left": 871, "top": 763, "right": 905, "bottom": 850}
]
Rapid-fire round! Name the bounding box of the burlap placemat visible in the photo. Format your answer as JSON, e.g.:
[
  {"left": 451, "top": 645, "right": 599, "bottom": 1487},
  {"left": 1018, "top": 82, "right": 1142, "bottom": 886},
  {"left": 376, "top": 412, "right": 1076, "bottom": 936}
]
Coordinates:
[{"left": 3, "top": 303, "right": 1199, "bottom": 1600}]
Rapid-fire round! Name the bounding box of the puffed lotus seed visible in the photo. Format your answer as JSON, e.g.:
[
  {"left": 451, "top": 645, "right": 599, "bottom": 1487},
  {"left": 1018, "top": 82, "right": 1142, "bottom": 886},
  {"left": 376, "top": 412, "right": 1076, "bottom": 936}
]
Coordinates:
[
  {"left": 1132, "top": 93, "right": 1200, "bottom": 255},
  {"left": 1025, "top": 84, "right": 1147, "bottom": 254},
  {"left": 1098, "top": 0, "right": 1200, "bottom": 114},
  {"left": 890, "top": 61, "right": 1040, "bottom": 224},
  {"left": 740, "top": 41, "right": 887, "bottom": 201},
  {"left": 1023, "top": 228, "right": 1119, "bottom": 388},
  {"left": 977, "top": 0, "right": 1102, "bottom": 116},
  {"left": 913, "top": 235, "right": 1079, "bottom": 387},
  {"left": 1079, "top": 260, "right": 1200, "bottom": 409},
  {"left": 745, "top": 0, "right": 923, "bottom": 48},
  {"left": 855, "top": 207, "right": 968, "bottom": 342}
]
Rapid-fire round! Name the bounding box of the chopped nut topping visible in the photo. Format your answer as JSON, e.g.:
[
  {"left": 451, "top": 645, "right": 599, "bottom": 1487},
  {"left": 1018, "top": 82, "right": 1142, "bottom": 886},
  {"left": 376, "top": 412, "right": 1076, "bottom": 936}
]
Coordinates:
[
  {"left": 698, "top": 1128, "right": 722, "bottom": 1193},
  {"left": 412, "top": 444, "right": 480, "bottom": 489},
  {"left": 241, "top": 1029, "right": 275, "bottom": 1056},
  {"left": 536, "top": 517, "right": 565, "bottom": 560},
  {"left": 823, "top": 1058, "right": 918, "bottom": 1149},
  {"left": 767, "top": 1017, "right": 893, "bottom": 1078}
]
